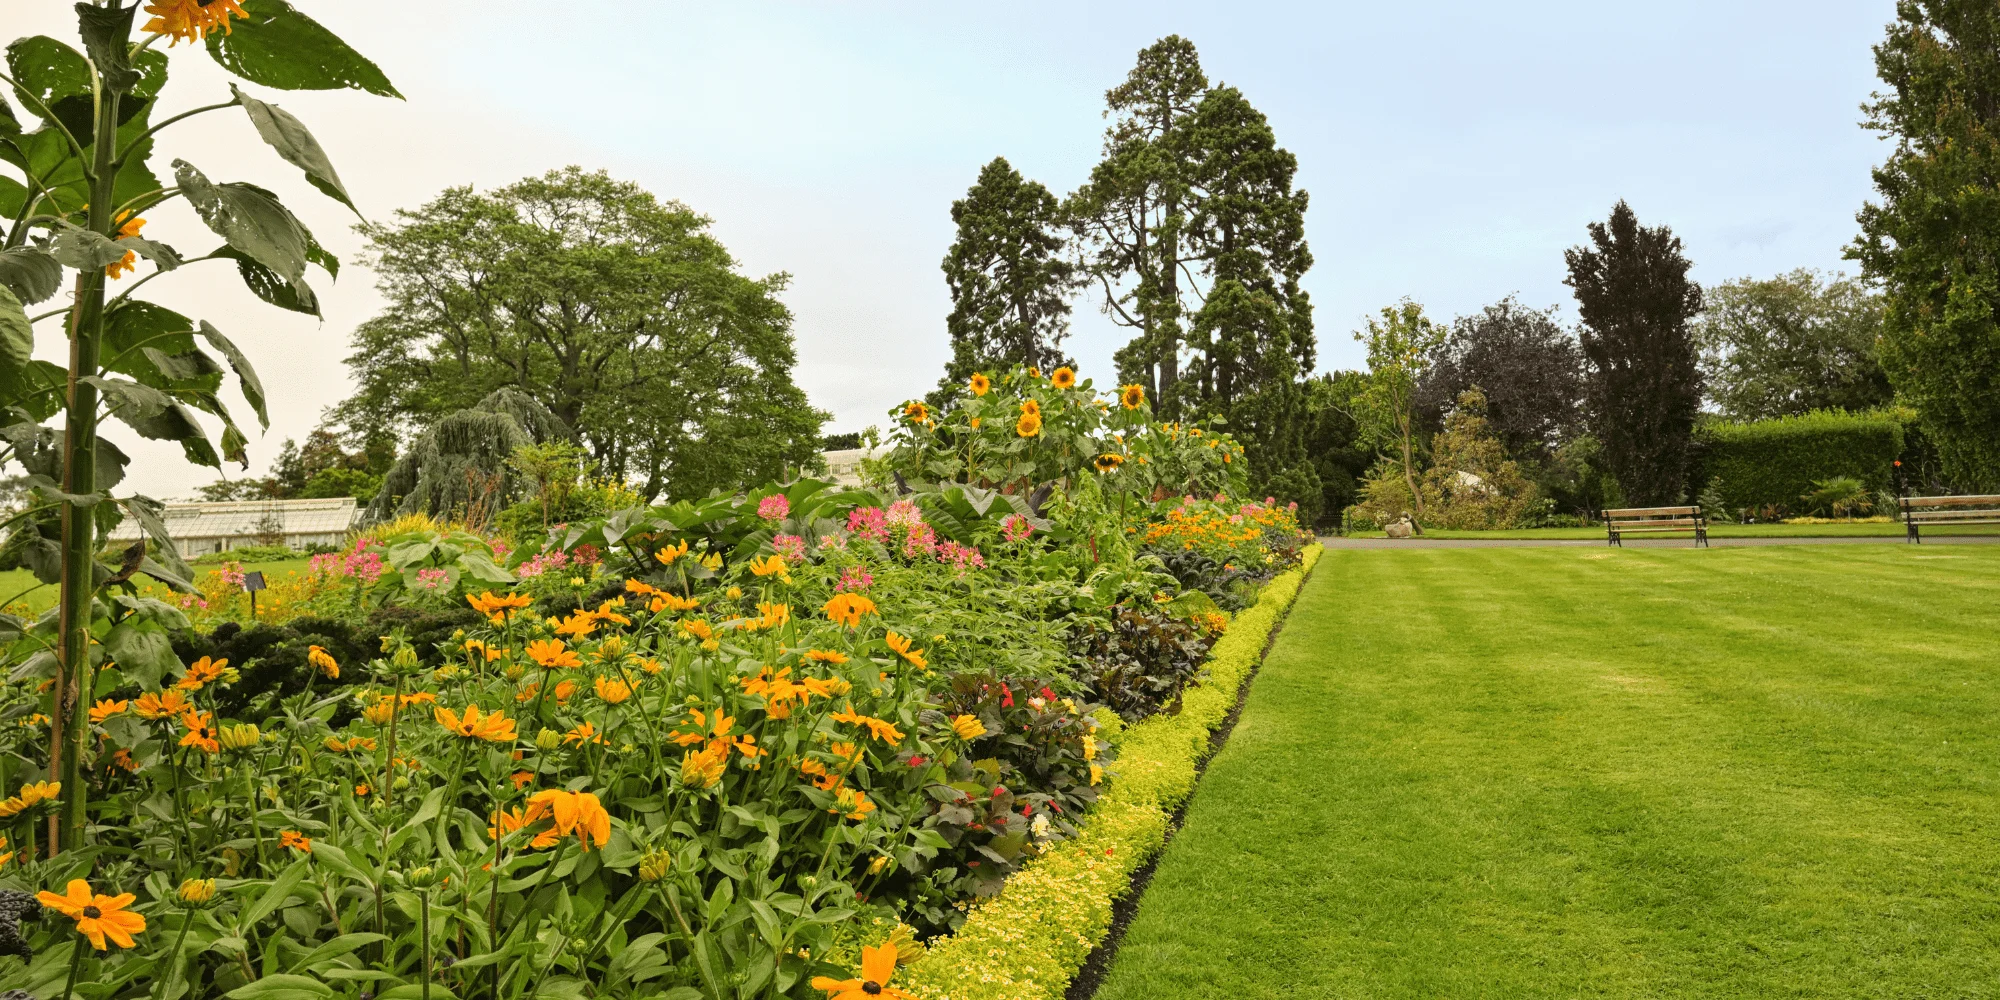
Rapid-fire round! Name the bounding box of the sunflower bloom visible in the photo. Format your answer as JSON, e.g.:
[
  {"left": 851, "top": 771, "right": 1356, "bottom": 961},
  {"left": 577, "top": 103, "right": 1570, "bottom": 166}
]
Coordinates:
[
  {"left": 1015, "top": 411, "right": 1042, "bottom": 438},
  {"left": 37, "top": 880, "right": 145, "bottom": 950},
  {"left": 1092, "top": 453, "right": 1125, "bottom": 473},
  {"left": 1120, "top": 383, "right": 1146, "bottom": 409},
  {"left": 1050, "top": 366, "right": 1076, "bottom": 389},
  {"left": 823, "top": 593, "right": 877, "bottom": 628},
  {"left": 883, "top": 631, "right": 927, "bottom": 670},
  {"left": 968, "top": 372, "right": 991, "bottom": 396},
  {"left": 950, "top": 714, "right": 987, "bottom": 740},
  {"left": 104, "top": 215, "right": 146, "bottom": 279},
  {"left": 308, "top": 645, "right": 339, "bottom": 679},
  {"left": 902, "top": 401, "right": 932, "bottom": 425},
  {"left": 434, "top": 705, "right": 517, "bottom": 743}
]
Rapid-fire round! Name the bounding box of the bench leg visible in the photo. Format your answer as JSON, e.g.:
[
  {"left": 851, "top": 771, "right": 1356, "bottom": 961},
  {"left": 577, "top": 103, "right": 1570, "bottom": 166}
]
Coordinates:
[
  {"left": 1696, "top": 527, "right": 1708, "bottom": 548},
  {"left": 1907, "top": 520, "right": 1920, "bottom": 544}
]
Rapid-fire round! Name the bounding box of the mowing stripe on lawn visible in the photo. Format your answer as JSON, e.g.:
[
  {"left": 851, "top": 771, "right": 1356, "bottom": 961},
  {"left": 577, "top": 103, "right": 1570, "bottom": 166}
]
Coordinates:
[{"left": 1092, "top": 546, "right": 2000, "bottom": 999}]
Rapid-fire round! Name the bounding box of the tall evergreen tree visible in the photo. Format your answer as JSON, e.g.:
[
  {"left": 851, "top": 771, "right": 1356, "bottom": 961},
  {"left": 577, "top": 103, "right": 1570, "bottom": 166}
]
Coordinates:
[
  {"left": 937, "top": 158, "right": 1076, "bottom": 393},
  {"left": 1563, "top": 201, "right": 1704, "bottom": 507},
  {"left": 1850, "top": 0, "right": 2000, "bottom": 489},
  {"left": 1068, "top": 36, "right": 1209, "bottom": 415}
]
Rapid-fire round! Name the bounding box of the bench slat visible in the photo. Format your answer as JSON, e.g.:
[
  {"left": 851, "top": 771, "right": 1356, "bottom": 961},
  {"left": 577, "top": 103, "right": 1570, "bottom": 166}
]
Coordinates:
[
  {"left": 1908, "top": 514, "right": 2000, "bottom": 524},
  {"left": 1614, "top": 524, "right": 1703, "bottom": 532},
  {"left": 1605, "top": 506, "right": 1700, "bottom": 516},
  {"left": 1902, "top": 495, "right": 2000, "bottom": 508},
  {"left": 1908, "top": 509, "right": 2000, "bottom": 520}
]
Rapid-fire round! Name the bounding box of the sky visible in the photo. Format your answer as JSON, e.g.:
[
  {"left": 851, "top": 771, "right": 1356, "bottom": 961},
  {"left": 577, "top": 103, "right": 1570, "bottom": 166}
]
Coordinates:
[{"left": 14, "top": 1, "right": 1898, "bottom": 499}]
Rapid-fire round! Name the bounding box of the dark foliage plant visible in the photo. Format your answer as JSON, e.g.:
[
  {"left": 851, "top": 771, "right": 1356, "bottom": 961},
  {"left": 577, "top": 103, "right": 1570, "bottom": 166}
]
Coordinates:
[
  {"left": 1416, "top": 296, "right": 1585, "bottom": 461},
  {"left": 168, "top": 605, "right": 481, "bottom": 720},
  {"left": 1565, "top": 201, "right": 1705, "bottom": 506},
  {"left": 1069, "top": 605, "right": 1219, "bottom": 721}
]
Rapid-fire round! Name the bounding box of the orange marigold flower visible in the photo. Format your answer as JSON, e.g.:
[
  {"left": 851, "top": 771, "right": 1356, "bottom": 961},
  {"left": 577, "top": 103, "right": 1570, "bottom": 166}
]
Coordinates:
[
  {"left": 279, "top": 830, "right": 312, "bottom": 853},
  {"left": 37, "top": 879, "right": 145, "bottom": 951}
]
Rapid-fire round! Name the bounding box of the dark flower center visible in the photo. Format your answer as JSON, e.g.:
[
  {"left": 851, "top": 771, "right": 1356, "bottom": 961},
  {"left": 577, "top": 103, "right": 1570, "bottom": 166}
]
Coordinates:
[
  {"left": 81, "top": 905, "right": 102, "bottom": 919},
  {"left": 863, "top": 984, "right": 882, "bottom": 996}
]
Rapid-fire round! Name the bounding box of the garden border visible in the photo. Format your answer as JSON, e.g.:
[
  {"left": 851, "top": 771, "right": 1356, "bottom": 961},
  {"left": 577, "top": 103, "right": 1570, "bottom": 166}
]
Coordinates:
[{"left": 901, "top": 544, "right": 1325, "bottom": 1000}]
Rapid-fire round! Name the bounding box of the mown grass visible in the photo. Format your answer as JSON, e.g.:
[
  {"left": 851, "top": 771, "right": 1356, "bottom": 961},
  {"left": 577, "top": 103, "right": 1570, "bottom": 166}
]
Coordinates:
[
  {"left": 0, "top": 557, "right": 313, "bottom": 616},
  {"left": 1094, "top": 545, "right": 2000, "bottom": 998},
  {"left": 1345, "top": 521, "right": 1996, "bottom": 540}
]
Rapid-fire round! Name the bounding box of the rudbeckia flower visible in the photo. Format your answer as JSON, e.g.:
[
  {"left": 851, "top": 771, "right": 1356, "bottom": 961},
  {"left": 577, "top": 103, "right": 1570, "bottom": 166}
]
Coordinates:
[
  {"left": 89, "top": 698, "right": 129, "bottom": 723},
  {"left": 823, "top": 593, "right": 877, "bottom": 628},
  {"left": 134, "top": 689, "right": 190, "bottom": 720},
  {"left": 524, "top": 639, "right": 580, "bottom": 669},
  {"left": 141, "top": 0, "right": 247, "bottom": 45},
  {"left": 594, "top": 675, "right": 634, "bottom": 704},
  {"left": 37, "top": 880, "right": 145, "bottom": 950},
  {"left": 883, "top": 631, "right": 927, "bottom": 670},
  {"left": 525, "top": 789, "right": 611, "bottom": 848},
  {"left": 434, "top": 704, "right": 517, "bottom": 743}
]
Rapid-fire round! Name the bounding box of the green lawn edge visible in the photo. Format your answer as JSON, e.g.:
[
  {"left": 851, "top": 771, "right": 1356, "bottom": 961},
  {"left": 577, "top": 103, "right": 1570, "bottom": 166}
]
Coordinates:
[
  {"left": 1342, "top": 521, "right": 1998, "bottom": 540},
  {"left": 900, "top": 545, "right": 1325, "bottom": 1000}
]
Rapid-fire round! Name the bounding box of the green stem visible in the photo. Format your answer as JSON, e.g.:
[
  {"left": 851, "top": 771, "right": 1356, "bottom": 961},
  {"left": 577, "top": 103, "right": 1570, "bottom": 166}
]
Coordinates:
[
  {"left": 154, "top": 909, "right": 195, "bottom": 1000},
  {"left": 419, "top": 888, "right": 432, "bottom": 1000},
  {"left": 57, "top": 939, "right": 85, "bottom": 1000}
]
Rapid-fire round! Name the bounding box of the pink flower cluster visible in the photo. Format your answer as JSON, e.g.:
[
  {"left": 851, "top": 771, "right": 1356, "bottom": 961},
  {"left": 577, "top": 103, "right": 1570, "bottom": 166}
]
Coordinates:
[
  {"left": 836, "top": 565, "right": 874, "bottom": 592},
  {"left": 417, "top": 568, "right": 450, "bottom": 591},
  {"left": 217, "top": 562, "right": 246, "bottom": 588},
  {"left": 772, "top": 534, "right": 808, "bottom": 560},
  {"left": 516, "top": 548, "right": 571, "bottom": 580},
  {"left": 310, "top": 538, "right": 386, "bottom": 585},
  {"left": 937, "top": 540, "right": 986, "bottom": 574},
  {"left": 847, "top": 506, "right": 889, "bottom": 543},
  {"left": 901, "top": 521, "right": 937, "bottom": 559},
  {"left": 571, "top": 543, "right": 601, "bottom": 566},
  {"left": 884, "top": 499, "right": 923, "bottom": 528},
  {"left": 757, "top": 494, "right": 790, "bottom": 522},
  {"left": 817, "top": 533, "right": 849, "bottom": 552},
  {"left": 1000, "top": 514, "right": 1035, "bottom": 543}
]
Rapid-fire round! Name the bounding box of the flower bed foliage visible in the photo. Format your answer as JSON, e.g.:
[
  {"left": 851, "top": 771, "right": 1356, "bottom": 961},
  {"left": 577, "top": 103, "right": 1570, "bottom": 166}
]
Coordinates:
[{"left": 0, "top": 364, "right": 1312, "bottom": 1000}]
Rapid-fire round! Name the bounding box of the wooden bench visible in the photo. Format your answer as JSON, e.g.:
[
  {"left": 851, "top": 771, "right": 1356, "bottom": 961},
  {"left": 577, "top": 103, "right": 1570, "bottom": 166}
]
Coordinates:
[
  {"left": 1603, "top": 506, "right": 1708, "bottom": 547},
  {"left": 1899, "top": 494, "right": 2000, "bottom": 542}
]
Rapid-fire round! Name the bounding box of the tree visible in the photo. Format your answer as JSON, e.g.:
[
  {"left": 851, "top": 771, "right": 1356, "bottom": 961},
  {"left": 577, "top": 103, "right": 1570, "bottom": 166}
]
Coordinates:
[
  {"left": 1302, "top": 372, "right": 1373, "bottom": 522},
  {"left": 1068, "top": 36, "right": 1209, "bottom": 416},
  {"left": 1353, "top": 300, "right": 1447, "bottom": 518},
  {"left": 1068, "top": 37, "right": 1317, "bottom": 485},
  {"left": 1418, "top": 388, "right": 1543, "bottom": 530},
  {"left": 1415, "top": 297, "right": 1585, "bottom": 461},
  {"left": 1564, "top": 201, "right": 1704, "bottom": 506},
  {"left": 365, "top": 387, "right": 570, "bottom": 526},
  {"left": 1850, "top": 1, "right": 2000, "bottom": 489},
  {"left": 338, "top": 168, "right": 826, "bottom": 502},
  {"left": 936, "top": 158, "right": 1076, "bottom": 394},
  {"left": 1696, "top": 270, "right": 1890, "bottom": 420}
]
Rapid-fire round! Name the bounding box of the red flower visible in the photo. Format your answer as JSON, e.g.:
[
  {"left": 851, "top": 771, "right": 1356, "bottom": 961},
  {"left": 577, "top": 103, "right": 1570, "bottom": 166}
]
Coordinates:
[{"left": 1000, "top": 683, "right": 1014, "bottom": 708}]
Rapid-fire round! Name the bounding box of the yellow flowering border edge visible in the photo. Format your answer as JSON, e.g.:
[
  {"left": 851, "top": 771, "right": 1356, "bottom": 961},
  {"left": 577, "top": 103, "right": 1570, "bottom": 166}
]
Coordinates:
[{"left": 900, "top": 543, "right": 1324, "bottom": 1000}]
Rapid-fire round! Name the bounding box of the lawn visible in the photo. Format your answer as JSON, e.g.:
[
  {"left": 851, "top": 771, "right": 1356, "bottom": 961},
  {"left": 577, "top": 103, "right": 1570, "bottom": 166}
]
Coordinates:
[
  {"left": 1094, "top": 545, "right": 2000, "bottom": 999},
  {"left": 1343, "top": 520, "right": 1997, "bottom": 540},
  {"left": 0, "top": 557, "right": 314, "bottom": 616}
]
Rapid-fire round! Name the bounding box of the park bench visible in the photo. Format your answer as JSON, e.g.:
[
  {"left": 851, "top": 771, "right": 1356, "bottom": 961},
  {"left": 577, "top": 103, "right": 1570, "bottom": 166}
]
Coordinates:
[
  {"left": 1899, "top": 494, "right": 2000, "bottom": 542},
  {"left": 1603, "top": 506, "right": 1708, "bottom": 547}
]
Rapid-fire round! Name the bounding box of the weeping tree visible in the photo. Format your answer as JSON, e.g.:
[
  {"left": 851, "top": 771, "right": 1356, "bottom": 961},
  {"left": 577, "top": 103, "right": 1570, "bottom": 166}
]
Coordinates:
[{"left": 365, "top": 387, "right": 572, "bottom": 525}]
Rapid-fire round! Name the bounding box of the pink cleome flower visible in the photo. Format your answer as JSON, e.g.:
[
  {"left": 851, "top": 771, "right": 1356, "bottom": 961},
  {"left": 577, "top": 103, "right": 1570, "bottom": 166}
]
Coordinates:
[
  {"left": 416, "top": 568, "right": 450, "bottom": 591},
  {"left": 757, "top": 494, "right": 790, "bottom": 522},
  {"left": 846, "top": 507, "right": 889, "bottom": 543},
  {"left": 937, "top": 540, "right": 986, "bottom": 574},
  {"left": 772, "top": 534, "right": 807, "bottom": 560},
  {"left": 836, "top": 565, "right": 874, "bottom": 592},
  {"left": 1000, "top": 514, "right": 1034, "bottom": 544}
]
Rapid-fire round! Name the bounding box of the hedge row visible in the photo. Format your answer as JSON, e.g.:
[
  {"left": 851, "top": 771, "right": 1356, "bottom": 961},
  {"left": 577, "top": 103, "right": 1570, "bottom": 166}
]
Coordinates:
[
  {"left": 900, "top": 545, "right": 1325, "bottom": 1000},
  {"left": 1695, "top": 410, "right": 1904, "bottom": 512}
]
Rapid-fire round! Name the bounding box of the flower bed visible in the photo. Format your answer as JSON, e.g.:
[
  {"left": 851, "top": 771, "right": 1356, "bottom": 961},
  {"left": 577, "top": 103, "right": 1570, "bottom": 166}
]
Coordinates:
[{"left": 901, "top": 544, "right": 1322, "bottom": 1000}]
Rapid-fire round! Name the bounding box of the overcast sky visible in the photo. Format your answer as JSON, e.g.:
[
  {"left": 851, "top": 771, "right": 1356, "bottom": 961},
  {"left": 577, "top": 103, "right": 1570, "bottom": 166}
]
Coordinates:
[{"left": 16, "top": 1, "right": 1896, "bottom": 499}]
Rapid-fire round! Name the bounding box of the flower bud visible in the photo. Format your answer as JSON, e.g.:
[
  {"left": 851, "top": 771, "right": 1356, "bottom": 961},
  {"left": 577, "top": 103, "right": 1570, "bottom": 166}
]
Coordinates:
[
  {"left": 176, "top": 878, "right": 217, "bottom": 907},
  {"left": 536, "top": 728, "right": 562, "bottom": 750},
  {"left": 218, "top": 723, "right": 262, "bottom": 751},
  {"left": 638, "top": 848, "right": 672, "bottom": 883},
  {"left": 391, "top": 646, "right": 421, "bottom": 672}
]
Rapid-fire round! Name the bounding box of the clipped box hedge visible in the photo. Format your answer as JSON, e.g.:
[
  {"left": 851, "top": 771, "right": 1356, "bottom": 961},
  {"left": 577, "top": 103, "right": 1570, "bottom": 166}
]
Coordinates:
[
  {"left": 1695, "top": 410, "right": 1904, "bottom": 512},
  {"left": 901, "top": 545, "right": 1324, "bottom": 1000}
]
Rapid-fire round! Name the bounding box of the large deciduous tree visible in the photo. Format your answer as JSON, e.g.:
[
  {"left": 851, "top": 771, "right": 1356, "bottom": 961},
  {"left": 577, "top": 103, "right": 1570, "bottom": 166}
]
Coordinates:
[
  {"left": 338, "top": 168, "right": 826, "bottom": 503},
  {"left": 1695, "top": 270, "right": 1890, "bottom": 421},
  {"left": 1564, "top": 201, "right": 1704, "bottom": 507},
  {"left": 936, "top": 157, "right": 1076, "bottom": 395},
  {"left": 1353, "top": 300, "right": 1447, "bottom": 518},
  {"left": 1415, "top": 297, "right": 1585, "bottom": 461},
  {"left": 1850, "top": 0, "right": 2000, "bottom": 489}
]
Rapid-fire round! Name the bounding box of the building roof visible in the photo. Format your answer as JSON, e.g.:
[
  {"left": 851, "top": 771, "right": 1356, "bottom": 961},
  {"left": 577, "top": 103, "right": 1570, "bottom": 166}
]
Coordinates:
[{"left": 106, "top": 497, "right": 359, "bottom": 541}]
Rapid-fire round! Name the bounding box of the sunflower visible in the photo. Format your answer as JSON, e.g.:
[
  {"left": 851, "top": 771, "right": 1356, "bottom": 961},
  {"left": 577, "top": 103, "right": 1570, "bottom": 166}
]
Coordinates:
[
  {"left": 37, "top": 880, "right": 145, "bottom": 951},
  {"left": 902, "top": 401, "right": 931, "bottom": 426},
  {"left": 1092, "top": 453, "right": 1125, "bottom": 473},
  {"left": 1015, "top": 411, "right": 1043, "bottom": 438},
  {"left": 968, "top": 372, "right": 991, "bottom": 396},
  {"left": 1120, "top": 383, "right": 1146, "bottom": 410},
  {"left": 141, "top": 0, "right": 248, "bottom": 45},
  {"left": 811, "top": 943, "right": 916, "bottom": 1000},
  {"left": 1050, "top": 366, "right": 1076, "bottom": 389}
]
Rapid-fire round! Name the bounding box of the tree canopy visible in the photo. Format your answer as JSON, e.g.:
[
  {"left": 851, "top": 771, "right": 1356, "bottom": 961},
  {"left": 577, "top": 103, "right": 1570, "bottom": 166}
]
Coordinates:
[
  {"left": 337, "top": 167, "right": 826, "bottom": 502},
  {"left": 1416, "top": 297, "right": 1585, "bottom": 461},
  {"left": 1850, "top": 0, "right": 2000, "bottom": 489},
  {"left": 1565, "top": 201, "right": 1704, "bottom": 507},
  {"left": 936, "top": 157, "right": 1076, "bottom": 395},
  {"left": 1695, "top": 269, "right": 1890, "bottom": 421}
]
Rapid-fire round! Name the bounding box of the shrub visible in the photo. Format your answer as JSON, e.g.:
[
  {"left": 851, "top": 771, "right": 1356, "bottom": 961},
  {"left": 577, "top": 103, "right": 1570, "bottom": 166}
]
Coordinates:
[
  {"left": 1694, "top": 410, "right": 1904, "bottom": 514},
  {"left": 190, "top": 544, "right": 297, "bottom": 565},
  {"left": 1068, "top": 605, "right": 1222, "bottom": 721}
]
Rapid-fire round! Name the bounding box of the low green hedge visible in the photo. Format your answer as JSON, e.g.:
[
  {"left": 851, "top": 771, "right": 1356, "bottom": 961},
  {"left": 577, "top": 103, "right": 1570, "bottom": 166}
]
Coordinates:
[
  {"left": 901, "top": 545, "right": 1323, "bottom": 1000},
  {"left": 1695, "top": 410, "right": 1903, "bottom": 512}
]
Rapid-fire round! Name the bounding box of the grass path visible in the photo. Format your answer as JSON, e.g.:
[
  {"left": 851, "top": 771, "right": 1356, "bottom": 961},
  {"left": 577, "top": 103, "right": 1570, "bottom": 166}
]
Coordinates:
[{"left": 1094, "top": 546, "right": 2000, "bottom": 998}]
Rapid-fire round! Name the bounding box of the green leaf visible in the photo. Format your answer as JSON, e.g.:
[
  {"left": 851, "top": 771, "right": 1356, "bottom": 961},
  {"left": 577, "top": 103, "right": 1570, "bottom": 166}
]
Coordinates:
[
  {"left": 300, "top": 842, "right": 373, "bottom": 885},
  {"left": 142, "top": 346, "right": 226, "bottom": 386},
  {"left": 231, "top": 84, "right": 355, "bottom": 213},
  {"left": 198, "top": 321, "right": 269, "bottom": 429},
  {"left": 123, "top": 494, "right": 195, "bottom": 586},
  {"left": 241, "top": 859, "right": 311, "bottom": 927},
  {"left": 5, "top": 36, "right": 91, "bottom": 137},
  {"left": 224, "top": 974, "right": 334, "bottom": 1000},
  {"left": 205, "top": 0, "right": 402, "bottom": 99},
  {"left": 214, "top": 246, "right": 318, "bottom": 317},
  {"left": 73, "top": 3, "right": 140, "bottom": 94},
  {"left": 374, "top": 987, "right": 458, "bottom": 1000},
  {"left": 85, "top": 375, "right": 220, "bottom": 466},
  {"left": 0, "top": 247, "right": 62, "bottom": 305},
  {"left": 95, "top": 437, "right": 129, "bottom": 492},
  {"left": 0, "top": 286, "right": 32, "bottom": 372},
  {"left": 111, "top": 593, "right": 189, "bottom": 629},
  {"left": 173, "top": 160, "right": 309, "bottom": 289},
  {"left": 103, "top": 621, "right": 176, "bottom": 689},
  {"left": 284, "top": 932, "right": 386, "bottom": 975},
  {"left": 49, "top": 227, "right": 128, "bottom": 270}
]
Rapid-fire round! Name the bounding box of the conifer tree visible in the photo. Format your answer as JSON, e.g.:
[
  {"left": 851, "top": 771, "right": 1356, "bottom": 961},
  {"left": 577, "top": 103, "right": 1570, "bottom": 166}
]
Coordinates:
[{"left": 937, "top": 157, "right": 1076, "bottom": 393}]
